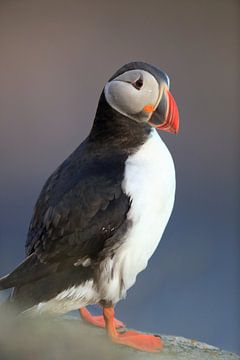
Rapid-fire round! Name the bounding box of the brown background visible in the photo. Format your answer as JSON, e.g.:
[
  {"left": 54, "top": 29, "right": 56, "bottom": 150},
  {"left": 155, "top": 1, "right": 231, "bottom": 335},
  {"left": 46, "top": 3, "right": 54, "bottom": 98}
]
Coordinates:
[{"left": 0, "top": 0, "right": 239, "bottom": 353}]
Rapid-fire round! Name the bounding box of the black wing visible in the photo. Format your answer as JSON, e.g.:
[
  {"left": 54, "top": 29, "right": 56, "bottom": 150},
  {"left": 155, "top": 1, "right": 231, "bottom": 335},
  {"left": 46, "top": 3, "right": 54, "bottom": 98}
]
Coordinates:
[{"left": 26, "top": 140, "right": 131, "bottom": 264}]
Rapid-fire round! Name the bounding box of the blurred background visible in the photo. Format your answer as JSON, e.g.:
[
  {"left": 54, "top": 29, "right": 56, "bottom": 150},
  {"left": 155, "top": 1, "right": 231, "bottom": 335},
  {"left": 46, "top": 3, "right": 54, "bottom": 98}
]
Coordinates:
[{"left": 0, "top": 0, "right": 239, "bottom": 353}]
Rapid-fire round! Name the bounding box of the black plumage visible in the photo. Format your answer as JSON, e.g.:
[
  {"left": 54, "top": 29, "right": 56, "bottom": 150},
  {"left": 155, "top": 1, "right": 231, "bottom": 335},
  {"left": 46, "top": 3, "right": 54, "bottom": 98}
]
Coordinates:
[
  {"left": 0, "top": 65, "right": 153, "bottom": 308},
  {"left": 26, "top": 94, "right": 151, "bottom": 265},
  {"left": 0, "top": 61, "right": 180, "bottom": 354},
  {"left": 0, "top": 61, "right": 177, "bottom": 316}
]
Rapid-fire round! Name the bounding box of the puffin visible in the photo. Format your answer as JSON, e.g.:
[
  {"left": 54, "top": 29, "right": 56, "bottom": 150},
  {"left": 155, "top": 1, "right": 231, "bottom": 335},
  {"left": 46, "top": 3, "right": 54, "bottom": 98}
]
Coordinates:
[{"left": 0, "top": 61, "right": 179, "bottom": 353}]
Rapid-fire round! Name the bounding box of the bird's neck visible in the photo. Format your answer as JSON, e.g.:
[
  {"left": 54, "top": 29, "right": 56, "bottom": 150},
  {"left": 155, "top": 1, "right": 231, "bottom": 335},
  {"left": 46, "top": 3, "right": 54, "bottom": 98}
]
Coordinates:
[{"left": 89, "top": 93, "right": 151, "bottom": 154}]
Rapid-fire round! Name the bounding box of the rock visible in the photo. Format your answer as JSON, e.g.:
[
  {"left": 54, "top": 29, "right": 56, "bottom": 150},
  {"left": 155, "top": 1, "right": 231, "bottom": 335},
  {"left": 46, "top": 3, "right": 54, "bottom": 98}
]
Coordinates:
[{"left": 0, "top": 310, "right": 239, "bottom": 360}]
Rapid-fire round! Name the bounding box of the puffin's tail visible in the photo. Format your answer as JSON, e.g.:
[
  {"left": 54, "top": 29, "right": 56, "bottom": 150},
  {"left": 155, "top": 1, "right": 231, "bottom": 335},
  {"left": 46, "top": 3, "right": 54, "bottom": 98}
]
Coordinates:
[
  {"left": 0, "top": 253, "right": 58, "bottom": 291},
  {"left": 0, "top": 275, "right": 13, "bottom": 291}
]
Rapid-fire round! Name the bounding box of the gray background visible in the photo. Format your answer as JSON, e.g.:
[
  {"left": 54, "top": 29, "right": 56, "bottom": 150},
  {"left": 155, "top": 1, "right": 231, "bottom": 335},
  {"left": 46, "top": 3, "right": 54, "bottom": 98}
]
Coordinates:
[{"left": 0, "top": 0, "right": 239, "bottom": 353}]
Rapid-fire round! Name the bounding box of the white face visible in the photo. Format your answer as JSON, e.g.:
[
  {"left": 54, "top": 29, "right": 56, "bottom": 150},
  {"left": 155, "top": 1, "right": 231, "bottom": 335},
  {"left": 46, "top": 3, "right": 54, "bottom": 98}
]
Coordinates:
[{"left": 104, "top": 69, "right": 163, "bottom": 122}]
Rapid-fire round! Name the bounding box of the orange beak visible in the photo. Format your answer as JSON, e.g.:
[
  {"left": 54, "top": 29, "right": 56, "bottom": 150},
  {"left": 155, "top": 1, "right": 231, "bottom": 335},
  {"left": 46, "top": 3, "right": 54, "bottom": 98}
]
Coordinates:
[
  {"left": 157, "top": 89, "right": 179, "bottom": 134},
  {"left": 147, "top": 89, "right": 179, "bottom": 134}
]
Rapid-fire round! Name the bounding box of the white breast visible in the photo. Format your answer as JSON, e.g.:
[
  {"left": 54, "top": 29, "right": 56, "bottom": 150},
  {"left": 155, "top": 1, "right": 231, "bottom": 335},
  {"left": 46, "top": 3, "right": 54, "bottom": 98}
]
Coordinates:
[{"left": 100, "top": 129, "right": 176, "bottom": 303}]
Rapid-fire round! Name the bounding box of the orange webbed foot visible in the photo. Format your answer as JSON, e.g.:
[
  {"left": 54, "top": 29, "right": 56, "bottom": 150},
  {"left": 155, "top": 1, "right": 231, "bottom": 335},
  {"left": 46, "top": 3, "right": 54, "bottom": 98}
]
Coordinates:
[
  {"left": 103, "top": 307, "right": 164, "bottom": 353},
  {"left": 112, "top": 330, "right": 163, "bottom": 352},
  {"left": 79, "top": 307, "right": 124, "bottom": 329}
]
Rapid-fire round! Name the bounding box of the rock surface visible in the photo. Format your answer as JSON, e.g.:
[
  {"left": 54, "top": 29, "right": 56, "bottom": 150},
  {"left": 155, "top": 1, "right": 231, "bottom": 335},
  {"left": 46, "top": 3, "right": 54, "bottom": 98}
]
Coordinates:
[{"left": 0, "top": 310, "right": 239, "bottom": 360}]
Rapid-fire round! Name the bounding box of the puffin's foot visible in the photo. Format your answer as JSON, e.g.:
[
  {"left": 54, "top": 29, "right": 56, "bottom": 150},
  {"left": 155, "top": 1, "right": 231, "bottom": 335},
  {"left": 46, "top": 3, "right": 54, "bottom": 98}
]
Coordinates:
[
  {"left": 103, "top": 307, "right": 163, "bottom": 353},
  {"left": 111, "top": 330, "right": 163, "bottom": 352},
  {"left": 79, "top": 307, "right": 124, "bottom": 329}
]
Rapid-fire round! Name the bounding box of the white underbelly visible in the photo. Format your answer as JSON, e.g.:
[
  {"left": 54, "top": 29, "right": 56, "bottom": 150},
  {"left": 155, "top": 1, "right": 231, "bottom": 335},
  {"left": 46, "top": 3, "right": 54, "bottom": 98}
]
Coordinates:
[
  {"left": 23, "top": 280, "right": 100, "bottom": 316},
  {"left": 100, "top": 130, "right": 176, "bottom": 303}
]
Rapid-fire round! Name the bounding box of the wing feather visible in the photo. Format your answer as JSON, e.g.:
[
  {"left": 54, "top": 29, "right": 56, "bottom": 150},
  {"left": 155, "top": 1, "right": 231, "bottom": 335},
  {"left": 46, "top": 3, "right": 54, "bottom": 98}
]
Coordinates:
[{"left": 26, "top": 141, "right": 130, "bottom": 264}]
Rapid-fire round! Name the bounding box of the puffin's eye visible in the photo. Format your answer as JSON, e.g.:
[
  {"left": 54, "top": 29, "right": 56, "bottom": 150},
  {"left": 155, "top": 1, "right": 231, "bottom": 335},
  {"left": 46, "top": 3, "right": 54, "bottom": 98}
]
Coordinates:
[{"left": 132, "top": 76, "right": 143, "bottom": 90}]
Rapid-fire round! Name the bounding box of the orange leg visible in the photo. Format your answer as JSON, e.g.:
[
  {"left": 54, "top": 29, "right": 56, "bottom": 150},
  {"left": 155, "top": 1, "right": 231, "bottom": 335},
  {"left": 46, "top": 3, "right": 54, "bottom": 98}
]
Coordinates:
[
  {"left": 103, "top": 307, "right": 163, "bottom": 352},
  {"left": 79, "top": 307, "right": 124, "bottom": 329}
]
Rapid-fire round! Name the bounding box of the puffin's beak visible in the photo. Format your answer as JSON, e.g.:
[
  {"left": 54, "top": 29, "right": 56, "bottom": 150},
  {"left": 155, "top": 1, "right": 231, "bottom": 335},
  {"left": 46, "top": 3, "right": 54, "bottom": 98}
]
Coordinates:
[{"left": 147, "top": 88, "right": 179, "bottom": 134}]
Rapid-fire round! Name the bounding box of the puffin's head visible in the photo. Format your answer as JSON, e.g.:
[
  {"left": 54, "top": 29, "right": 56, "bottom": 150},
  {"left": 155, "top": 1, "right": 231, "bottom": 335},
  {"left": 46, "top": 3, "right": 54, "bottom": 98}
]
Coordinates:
[{"left": 104, "top": 61, "right": 179, "bottom": 134}]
